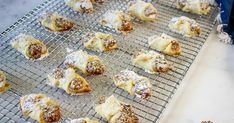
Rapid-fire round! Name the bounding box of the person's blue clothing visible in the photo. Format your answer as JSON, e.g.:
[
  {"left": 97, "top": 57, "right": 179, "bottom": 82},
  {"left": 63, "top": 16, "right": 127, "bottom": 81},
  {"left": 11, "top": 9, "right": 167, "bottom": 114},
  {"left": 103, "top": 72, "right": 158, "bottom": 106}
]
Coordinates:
[{"left": 216, "top": 0, "right": 234, "bottom": 43}]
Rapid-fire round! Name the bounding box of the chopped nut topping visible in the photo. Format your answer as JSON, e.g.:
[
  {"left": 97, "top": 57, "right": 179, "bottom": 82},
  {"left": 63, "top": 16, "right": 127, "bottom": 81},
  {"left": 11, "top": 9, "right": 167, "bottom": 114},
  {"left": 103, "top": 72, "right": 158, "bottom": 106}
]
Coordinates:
[
  {"left": 121, "top": 20, "right": 133, "bottom": 32},
  {"left": 28, "top": 44, "right": 44, "bottom": 59},
  {"left": 171, "top": 40, "right": 180, "bottom": 51},
  {"left": 116, "top": 104, "right": 139, "bottom": 123},
  {"left": 86, "top": 60, "right": 105, "bottom": 75},
  {"left": 55, "top": 18, "right": 74, "bottom": 31},
  {"left": 103, "top": 38, "right": 117, "bottom": 50},
  {"left": 96, "top": 96, "right": 106, "bottom": 104},
  {"left": 178, "top": 0, "right": 187, "bottom": 8},
  {"left": 80, "top": 5, "right": 93, "bottom": 13},
  {"left": 69, "top": 78, "right": 84, "bottom": 91},
  {"left": 154, "top": 57, "right": 172, "bottom": 72},
  {"left": 43, "top": 106, "right": 61, "bottom": 122},
  {"left": 52, "top": 68, "right": 64, "bottom": 79},
  {"left": 134, "top": 79, "right": 151, "bottom": 99}
]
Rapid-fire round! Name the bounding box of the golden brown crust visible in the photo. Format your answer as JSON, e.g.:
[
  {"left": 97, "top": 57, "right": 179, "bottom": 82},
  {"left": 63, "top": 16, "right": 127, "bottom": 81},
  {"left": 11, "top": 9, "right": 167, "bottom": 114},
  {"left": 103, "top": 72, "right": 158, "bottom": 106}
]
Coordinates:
[
  {"left": 48, "top": 68, "right": 91, "bottom": 95},
  {"left": 64, "top": 50, "right": 105, "bottom": 75},
  {"left": 41, "top": 13, "right": 74, "bottom": 32},
  {"left": 20, "top": 94, "right": 61, "bottom": 123},
  {"left": 0, "top": 71, "right": 10, "bottom": 93}
]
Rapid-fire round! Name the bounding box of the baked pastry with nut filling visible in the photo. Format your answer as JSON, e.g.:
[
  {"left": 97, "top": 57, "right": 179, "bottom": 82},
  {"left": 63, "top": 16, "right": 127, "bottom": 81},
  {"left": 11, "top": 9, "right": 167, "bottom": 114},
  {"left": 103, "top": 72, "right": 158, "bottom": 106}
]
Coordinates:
[
  {"left": 20, "top": 94, "right": 61, "bottom": 123},
  {"left": 0, "top": 71, "right": 10, "bottom": 93},
  {"left": 101, "top": 10, "right": 133, "bottom": 34},
  {"left": 128, "top": 0, "right": 157, "bottom": 21},
  {"left": 83, "top": 32, "right": 118, "bottom": 52},
  {"left": 176, "top": 0, "right": 211, "bottom": 15},
  {"left": 95, "top": 95, "right": 139, "bottom": 123},
  {"left": 48, "top": 68, "right": 91, "bottom": 95},
  {"left": 91, "top": 0, "right": 105, "bottom": 4},
  {"left": 114, "top": 70, "right": 152, "bottom": 99},
  {"left": 64, "top": 50, "right": 105, "bottom": 75},
  {"left": 40, "top": 13, "right": 74, "bottom": 32},
  {"left": 148, "top": 33, "right": 181, "bottom": 56},
  {"left": 11, "top": 34, "right": 49, "bottom": 60},
  {"left": 65, "top": 0, "right": 94, "bottom": 13},
  {"left": 168, "top": 16, "right": 201, "bottom": 37},
  {"left": 132, "top": 49, "right": 172, "bottom": 74}
]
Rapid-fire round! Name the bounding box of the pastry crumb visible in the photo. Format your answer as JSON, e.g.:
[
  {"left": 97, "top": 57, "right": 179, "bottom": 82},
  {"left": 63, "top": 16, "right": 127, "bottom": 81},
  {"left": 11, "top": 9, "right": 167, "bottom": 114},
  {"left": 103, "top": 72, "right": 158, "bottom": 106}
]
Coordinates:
[{"left": 96, "top": 96, "right": 105, "bottom": 104}]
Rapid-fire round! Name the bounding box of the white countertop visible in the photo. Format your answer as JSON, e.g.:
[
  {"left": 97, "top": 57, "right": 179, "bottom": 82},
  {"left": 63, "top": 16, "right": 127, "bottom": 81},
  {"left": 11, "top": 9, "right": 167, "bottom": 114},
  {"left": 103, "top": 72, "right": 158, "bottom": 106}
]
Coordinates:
[
  {"left": 160, "top": 30, "right": 234, "bottom": 123},
  {"left": 1, "top": 1, "right": 234, "bottom": 123}
]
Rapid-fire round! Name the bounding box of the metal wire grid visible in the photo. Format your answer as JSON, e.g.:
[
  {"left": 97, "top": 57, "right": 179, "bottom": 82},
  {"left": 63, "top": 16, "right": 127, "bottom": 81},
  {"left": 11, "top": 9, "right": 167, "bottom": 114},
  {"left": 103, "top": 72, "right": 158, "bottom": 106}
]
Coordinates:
[{"left": 0, "top": 0, "right": 218, "bottom": 122}]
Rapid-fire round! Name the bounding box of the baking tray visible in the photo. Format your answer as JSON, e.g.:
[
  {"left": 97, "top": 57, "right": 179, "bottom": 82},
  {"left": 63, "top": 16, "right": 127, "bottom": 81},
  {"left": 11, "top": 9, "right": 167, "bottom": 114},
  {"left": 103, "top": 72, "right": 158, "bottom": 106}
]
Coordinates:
[{"left": 0, "top": 0, "right": 218, "bottom": 122}]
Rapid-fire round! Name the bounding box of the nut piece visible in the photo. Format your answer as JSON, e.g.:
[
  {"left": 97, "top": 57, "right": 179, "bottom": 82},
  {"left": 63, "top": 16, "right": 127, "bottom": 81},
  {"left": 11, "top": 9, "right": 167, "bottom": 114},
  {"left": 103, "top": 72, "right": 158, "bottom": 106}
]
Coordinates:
[{"left": 86, "top": 60, "right": 105, "bottom": 75}]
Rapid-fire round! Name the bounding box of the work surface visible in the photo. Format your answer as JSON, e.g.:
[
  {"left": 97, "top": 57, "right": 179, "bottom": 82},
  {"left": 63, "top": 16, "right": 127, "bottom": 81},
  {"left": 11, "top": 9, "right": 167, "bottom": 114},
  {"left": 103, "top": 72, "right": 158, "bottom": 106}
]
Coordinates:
[{"left": 0, "top": 0, "right": 234, "bottom": 123}]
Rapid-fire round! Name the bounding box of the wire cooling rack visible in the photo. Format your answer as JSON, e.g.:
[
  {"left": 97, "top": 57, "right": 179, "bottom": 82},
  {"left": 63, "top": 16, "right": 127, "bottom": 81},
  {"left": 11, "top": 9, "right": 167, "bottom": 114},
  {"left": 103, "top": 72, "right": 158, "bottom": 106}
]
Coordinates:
[{"left": 0, "top": 0, "right": 218, "bottom": 122}]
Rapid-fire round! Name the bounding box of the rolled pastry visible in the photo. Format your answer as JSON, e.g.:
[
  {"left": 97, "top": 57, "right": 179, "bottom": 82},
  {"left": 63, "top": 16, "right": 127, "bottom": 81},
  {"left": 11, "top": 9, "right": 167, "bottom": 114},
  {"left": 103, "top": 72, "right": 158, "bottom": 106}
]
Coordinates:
[
  {"left": 114, "top": 70, "right": 152, "bottom": 99},
  {"left": 95, "top": 95, "right": 139, "bottom": 123},
  {"left": 84, "top": 32, "right": 118, "bottom": 52},
  {"left": 148, "top": 33, "right": 181, "bottom": 56},
  {"left": 132, "top": 49, "right": 172, "bottom": 74},
  {"left": 70, "top": 117, "right": 99, "bottom": 123},
  {"left": 168, "top": 16, "right": 201, "bottom": 37},
  {"left": 64, "top": 50, "right": 105, "bottom": 75},
  {"left": 91, "top": 0, "right": 105, "bottom": 4},
  {"left": 176, "top": 0, "right": 211, "bottom": 15},
  {"left": 128, "top": 0, "right": 157, "bottom": 21},
  {"left": 101, "top": 10, "right": 133, "bottom": 34},
  {"left": 11, "top": 34, "right": 49, "bottom": 60},
  {"left": 20, "top": 94, "right": 61, "bottom": 123},
  {"left": 65, "top": 0, "right": 94, "bottom": 13},
  {"left": 0, "top": 71, "right": 10, "bottom": 93},
  {"left": 40, "top": 13, "right": 74, "bottom": 32},
  {"left": 48, "top": 68, "right": 91, "bottom": 95}
]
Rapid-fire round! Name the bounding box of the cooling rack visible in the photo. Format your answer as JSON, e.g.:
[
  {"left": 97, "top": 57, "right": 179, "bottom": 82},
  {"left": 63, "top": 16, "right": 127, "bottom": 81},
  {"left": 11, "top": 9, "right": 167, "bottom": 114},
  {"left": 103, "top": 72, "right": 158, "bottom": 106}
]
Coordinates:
[{"left": 0, "top": 0, "right": 218, "bottom": 122}]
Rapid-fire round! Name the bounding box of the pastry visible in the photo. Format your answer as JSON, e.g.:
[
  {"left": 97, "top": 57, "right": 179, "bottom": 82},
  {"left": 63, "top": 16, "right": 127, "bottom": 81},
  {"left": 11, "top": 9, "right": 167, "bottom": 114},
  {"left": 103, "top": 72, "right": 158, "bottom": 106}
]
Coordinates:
[
  {"left": 176, "top": 0, "right": 211, "bottom": 15},
  {"left": 114, "top": 70, "right": 152, "bottom": 99},
  {"left": 83, "top": 32, "right": 118, "bottom": 52},
  {"left": 11, "top": 34, "right": 49, "bottom": 60},
  {"left": 48, "top": 68, "right": 91, "bottom": 95},
  {"left": 132, "top": 49, "right": 172, "bottom": 74},
  {"left": 65, "top": 0, "right": 94, "bottom": 13},
  {"left": 91, "top": 0, "right": 105, "bottom": 4},
  {"left": 101, "top": 10, "right": 133, "bottom": 34},
  {"left": 148, "top": 33, "right": 181, "bottom": 56},
  {"left": 128, "top": 0, "right": 157, "bottom": 21},
  {"left": 0, "top": 71, "right": 10, "bottom": 93},
  {"left": 40, "top": 13, "right": 74, "bottom": 32},
  {"left": 20, "top": 94, "right": 61, "bottom": 123},
  {"left": 70, "top": 117, "right": 99, "bottom": 123},
  {"left": 168, "top": 16, "right": 201, "bottom": 37},
  {"left": 95, "top": 95, "right": 139, "bottom": 123},
  {"left": 64, "top": 50, "right": 105, "bottom": 75}
]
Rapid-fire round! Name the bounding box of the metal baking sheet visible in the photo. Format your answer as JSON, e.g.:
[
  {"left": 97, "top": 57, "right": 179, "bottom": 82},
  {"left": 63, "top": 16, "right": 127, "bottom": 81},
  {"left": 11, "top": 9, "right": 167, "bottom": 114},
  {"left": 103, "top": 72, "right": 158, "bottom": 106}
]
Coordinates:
[{"left": 0, "top": 0, "right": 218, "bottom": 122}]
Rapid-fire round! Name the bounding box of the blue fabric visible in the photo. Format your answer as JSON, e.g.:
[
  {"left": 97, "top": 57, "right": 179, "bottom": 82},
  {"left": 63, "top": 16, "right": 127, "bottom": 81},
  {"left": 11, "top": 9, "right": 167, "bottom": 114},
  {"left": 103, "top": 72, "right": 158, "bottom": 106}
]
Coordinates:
[{"left": 216, "top": 0, "right": 234, "bottom": 43}]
